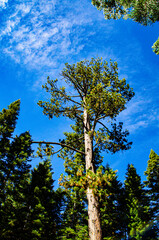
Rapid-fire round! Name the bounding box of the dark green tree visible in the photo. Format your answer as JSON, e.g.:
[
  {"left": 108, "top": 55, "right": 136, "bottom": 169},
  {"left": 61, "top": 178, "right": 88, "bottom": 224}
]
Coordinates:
[
  {"left": 27, "top": 159, "right": 63, "bottom": 240},
  {"left": 124, "top": 164, "right": 151, "bottom": 239},
  {"left": 144, "top": 149, "right": 159, "bottom": 216},
  {"left": 38, "top": 57, "right": 134, "bottom": 240},
  {"left": 92, "top": 0, "right": 159, "bottom": 54},
  {"left": 143, "top": 149, "right": 159, "bottom": 239},
  {"left": 99, "top": 165, "right": 126, "bottom": 240},
  {"left": 0, "top": 100, "right": 32, "bottom": 240}
]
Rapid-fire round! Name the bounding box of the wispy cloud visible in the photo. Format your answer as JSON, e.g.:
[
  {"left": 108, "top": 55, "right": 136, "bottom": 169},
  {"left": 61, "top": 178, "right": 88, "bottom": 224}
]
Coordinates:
[
  {"left": 0, "top": 0, "right": 8, "bottom": 8},
  {"left": 118, "top": 96, "right": 159, "bottom": 133},
  {"left": 0, "top": 0, "right": 98, "bottom": 73}
]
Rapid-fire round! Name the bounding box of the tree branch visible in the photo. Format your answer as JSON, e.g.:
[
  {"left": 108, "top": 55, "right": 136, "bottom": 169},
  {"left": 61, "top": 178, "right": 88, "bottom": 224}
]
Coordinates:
[
  {"left": 56, "top": 90, "right": 82, "bottom": 106},
  {"left": 97, "top": 120, "right": 108, "bottom": 129},
  {"left": 32, "top": 141, "right": 85, "bottom": 155}
]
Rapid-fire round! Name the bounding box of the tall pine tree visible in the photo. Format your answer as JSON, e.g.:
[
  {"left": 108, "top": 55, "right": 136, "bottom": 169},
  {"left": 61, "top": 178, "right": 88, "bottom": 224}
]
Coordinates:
[{"left": 38, "top": 58, "right": 134, "bottom": 240}]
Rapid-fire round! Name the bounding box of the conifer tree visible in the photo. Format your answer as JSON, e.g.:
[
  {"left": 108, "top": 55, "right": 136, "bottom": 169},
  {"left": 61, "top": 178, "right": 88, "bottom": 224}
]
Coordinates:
[
  {"left": 99, "top": 165, "right": 126, "bottom": 239},
  {"left": 0, "top": 100, "right": 32, "bottom": 239},
  {"left": 144, "top": 149, "right": 159, "bottom": 217},
  {"left": 38, "top": 58, "right": 134, "bottom": 240},
  {"left": 143, "top": 149, "right": 159, "bottom": 239},
  {"left": 27, "top": 159, "right": 63, "bottom": 240},
  {"left": 124, "top": 164, "right": 151, "bottom": 239}
]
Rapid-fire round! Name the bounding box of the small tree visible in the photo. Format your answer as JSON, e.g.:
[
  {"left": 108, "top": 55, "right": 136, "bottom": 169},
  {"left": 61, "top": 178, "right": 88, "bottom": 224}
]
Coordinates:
[
  {"left": 124, "top": 164, "right": 151, "bottom": 239},
  {"left": 38, "top": 58, "right": 134, "bottom": 240}
]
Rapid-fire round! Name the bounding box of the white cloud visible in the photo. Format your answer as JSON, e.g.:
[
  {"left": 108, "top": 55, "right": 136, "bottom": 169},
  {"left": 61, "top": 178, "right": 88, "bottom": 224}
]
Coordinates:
[
  {"left": 0, "top": 0, "right": 96, "bottom": 73},
  {"left": 0, "top": 0, "right": 8, "bottom": 8},
  {"left": 117, "top": 96, "right": 159, "bottom": 133}
]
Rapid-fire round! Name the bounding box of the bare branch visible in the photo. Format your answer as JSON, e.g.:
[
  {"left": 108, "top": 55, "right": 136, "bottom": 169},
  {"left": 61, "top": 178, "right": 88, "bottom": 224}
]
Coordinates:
[
  {"left": 62, "top": 74, "right": 84, "bottom": 99},
  {"left": 53, "top": 147, "right": 63, "bottom": 155},
  {"left": 32, "top": 141, "right": 85, "bottom": 155},
  {"left": 97, "top": 120, "right": 108, "bottom": 130},
  {"left": 96, "top": 114, "right": 106, "bottom": 122},
  {"left": 57, "top": 90, "right": 82, "bottom": 106}
]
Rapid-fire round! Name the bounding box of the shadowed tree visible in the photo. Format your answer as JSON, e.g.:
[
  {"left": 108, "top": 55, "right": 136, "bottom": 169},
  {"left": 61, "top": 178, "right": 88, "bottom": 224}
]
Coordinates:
[
  {"left": 99, "top": 165, "right": 126, "bottom": 239},
  {"left": 0, "top": 100, "right": 32, "bottom": 240},
  {"left": 144, "top": 149, "right": 159, "bottom": 217},
  {"left": 143, "top": 149, "right": 159, "bottom": 239},
  {"left": 26, "top": 159, "right": 63, "bottom": 240},
  {"left": 124, "top": 164, "right": 151, "bottom": 239},
  {"left": 38, "top": 58, "right": 134, "bottom": 240}
]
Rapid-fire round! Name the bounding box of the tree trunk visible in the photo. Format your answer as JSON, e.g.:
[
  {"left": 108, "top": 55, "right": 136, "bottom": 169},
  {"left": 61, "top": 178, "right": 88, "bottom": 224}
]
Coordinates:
[{"left": 83, "top": 105, "right": 102, "bottom": 240}]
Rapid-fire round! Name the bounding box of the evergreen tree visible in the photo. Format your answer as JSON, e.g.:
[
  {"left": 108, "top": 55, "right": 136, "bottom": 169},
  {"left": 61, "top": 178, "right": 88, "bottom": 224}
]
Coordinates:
[
  {"left": 38, "top": 58, "right": 134, "bottom": 240},
  {"left": 0, "top": 100, "right": 32, "bottom": 239},
  {"left": 144, "top": 149, "right": 159, "bottom": 217},
  {"left": 99, "top": 165, "right": 126, "bottom": 239},
  {"left": 27, "top": 159, "right": 63, "bottom": 240},
  {"left": 124, "top": 164, "right": 151, "bottom": 239},
  {"left": 142, "top": 149, "right": 159, "bottom": 239}
]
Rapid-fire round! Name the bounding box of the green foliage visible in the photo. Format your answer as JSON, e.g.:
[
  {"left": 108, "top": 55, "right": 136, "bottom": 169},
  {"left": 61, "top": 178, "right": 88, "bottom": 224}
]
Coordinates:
[
  {"left": 92, "top": 0, "right": 159, "bottom": 25},
  {"left": 58, "top": 122, "right": 88, "bottom": 239},
  {"left": 92, "top": 0, "right": 159, "bottom": 55},
  {"left": 99, "top": 165, "right": 126, "bottom": 239},
  {"left": 144, "top": 149, "right": 159, "bottom": 217},
  {"left": 124, "top": 164, "right": 151, "bottom": 239},
  {"left": 38, "top": 58, "right": 134, "bottom": 155},
  {"left": 0, "top": 101, "right": 63, "bottom": 239},
  {"left": 38, "top": 58, "right": 134, "bottom": 239},
  {"left": 0, "top": 100, "right": 32, "bottom": 239},
  {"left": 26, "top": 159, "right": 63, "bottom": 240},
  {"left": 152, "top": 37, "right": 159, "bottom": 55}
]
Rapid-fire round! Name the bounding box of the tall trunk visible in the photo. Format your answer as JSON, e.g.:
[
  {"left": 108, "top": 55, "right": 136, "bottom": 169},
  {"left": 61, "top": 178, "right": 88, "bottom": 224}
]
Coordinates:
[{"left": 83, "top": 105, "right": 102, "bottom": 240}]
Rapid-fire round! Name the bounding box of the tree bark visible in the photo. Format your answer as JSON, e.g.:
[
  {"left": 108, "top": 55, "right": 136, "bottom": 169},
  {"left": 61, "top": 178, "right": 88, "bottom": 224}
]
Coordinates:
[{"left": 83, "top": 105, "right": 102, "bottom": 240}]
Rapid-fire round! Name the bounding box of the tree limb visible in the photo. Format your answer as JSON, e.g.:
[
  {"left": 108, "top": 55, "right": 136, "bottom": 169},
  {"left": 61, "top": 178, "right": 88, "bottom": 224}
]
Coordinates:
[
  {"left": 32, "top": 141, "right": 85, "bottom": 155},
  {"left": 97, "top": 120, "right": 108, "bottom": 129}
]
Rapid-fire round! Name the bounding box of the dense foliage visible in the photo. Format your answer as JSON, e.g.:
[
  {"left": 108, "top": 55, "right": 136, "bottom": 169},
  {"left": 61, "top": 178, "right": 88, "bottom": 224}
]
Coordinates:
[
  {"left": 0, "top": 101, "right": 63, "bottom": 240},
  {"left": 38, "top": 57, "right": 134, "bottom": 240},
  {"left": 0, "top": 99, "right": 158, "bottom": 239}
]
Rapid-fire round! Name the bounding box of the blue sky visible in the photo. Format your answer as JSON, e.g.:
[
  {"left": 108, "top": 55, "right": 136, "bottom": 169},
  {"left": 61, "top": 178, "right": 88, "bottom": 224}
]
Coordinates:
[{"left": 0, "top": 0, "right": 159, "bottom": 187}]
